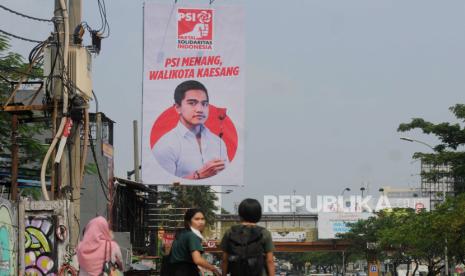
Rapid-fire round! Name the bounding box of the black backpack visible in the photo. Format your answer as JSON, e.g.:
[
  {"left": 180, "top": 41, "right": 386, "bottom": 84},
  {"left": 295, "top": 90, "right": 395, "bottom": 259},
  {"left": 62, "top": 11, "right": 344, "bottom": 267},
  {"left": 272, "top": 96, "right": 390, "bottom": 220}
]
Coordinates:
[{"left": 227, "top": 225, "right": 266, "bottom": 276}]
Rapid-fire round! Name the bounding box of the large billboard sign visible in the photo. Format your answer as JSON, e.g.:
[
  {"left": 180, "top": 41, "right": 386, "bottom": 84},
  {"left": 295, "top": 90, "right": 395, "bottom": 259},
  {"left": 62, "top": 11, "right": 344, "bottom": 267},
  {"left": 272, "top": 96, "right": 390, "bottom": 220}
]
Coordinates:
[
  {"left": 142, "top": 3, "right": 245, "bottom": 186},
  {"left": 271, "top": 231, "right": 307, "bottom": 242},
  {"left": 318, "top": 212, "right": 373, "bottom": 239}
]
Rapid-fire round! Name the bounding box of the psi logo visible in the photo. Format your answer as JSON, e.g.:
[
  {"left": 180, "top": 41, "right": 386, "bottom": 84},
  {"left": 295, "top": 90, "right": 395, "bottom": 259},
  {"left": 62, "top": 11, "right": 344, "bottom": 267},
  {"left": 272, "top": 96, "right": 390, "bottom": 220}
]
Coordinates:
[{"left": 177, "top": 8, "right": 213, "bottom": 50}]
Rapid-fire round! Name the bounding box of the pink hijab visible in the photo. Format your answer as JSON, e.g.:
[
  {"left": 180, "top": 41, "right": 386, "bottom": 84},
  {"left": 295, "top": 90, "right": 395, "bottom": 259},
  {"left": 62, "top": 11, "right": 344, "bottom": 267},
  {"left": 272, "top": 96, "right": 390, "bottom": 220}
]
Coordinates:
[{"left": 77, "top": 216, "right": 119, "bottom": 275}]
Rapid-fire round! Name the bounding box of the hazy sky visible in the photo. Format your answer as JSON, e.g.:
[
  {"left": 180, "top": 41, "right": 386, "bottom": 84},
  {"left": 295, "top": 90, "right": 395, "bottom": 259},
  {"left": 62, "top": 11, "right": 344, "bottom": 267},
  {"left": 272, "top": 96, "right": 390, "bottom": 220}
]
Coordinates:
[{"left": 3, "top": 0, "right": 464, "bottom": 211}]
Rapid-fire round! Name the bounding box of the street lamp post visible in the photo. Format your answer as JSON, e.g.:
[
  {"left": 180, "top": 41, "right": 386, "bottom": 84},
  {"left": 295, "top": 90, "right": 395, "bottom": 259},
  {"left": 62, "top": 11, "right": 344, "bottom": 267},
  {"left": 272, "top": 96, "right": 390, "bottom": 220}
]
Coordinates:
[
  {"left": 360, "top": 187, "right": 366, "bottom": 197},
  {"left": 400, "top": 137, "right": 434, "bottom": 150},
  {"left": 339, "top": 188, "right": 350, "bottom": 212},
  {"left": 208, "top": 188, "right": 233, "bottom": 194},
  {"left": 400, "top": 137, "right": 449, "bottom": 276},
  {"left": 401, "top": 136, "right": 436, "bottom": 205},
  {"left": 341, "top": 187, "right": 351, "bottom": 196}
]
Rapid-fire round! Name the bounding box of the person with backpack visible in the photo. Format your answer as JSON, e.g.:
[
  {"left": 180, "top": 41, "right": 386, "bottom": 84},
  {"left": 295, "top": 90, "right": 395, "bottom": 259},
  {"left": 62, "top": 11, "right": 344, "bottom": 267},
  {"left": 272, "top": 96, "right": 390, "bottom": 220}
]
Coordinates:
[
  {"left": 220, "top": 198, "right": 275, "bottom": 276},
  {"left": 164, "top": 208, "right": 221, "bottom": 276}
]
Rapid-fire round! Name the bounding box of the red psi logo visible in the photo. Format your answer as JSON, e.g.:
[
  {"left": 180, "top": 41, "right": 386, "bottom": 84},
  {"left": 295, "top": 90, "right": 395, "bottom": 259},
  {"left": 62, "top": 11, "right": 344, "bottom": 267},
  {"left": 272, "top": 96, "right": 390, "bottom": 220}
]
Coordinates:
[{"left": 177, "top": 8, "right": 213, "bottom": 50}]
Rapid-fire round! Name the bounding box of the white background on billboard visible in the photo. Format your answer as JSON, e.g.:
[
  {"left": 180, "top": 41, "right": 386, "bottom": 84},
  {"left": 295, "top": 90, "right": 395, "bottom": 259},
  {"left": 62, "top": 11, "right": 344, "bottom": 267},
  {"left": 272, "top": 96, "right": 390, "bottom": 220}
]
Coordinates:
[
  {"left": 271, "top": 231, "right": 307, "bottom": 242},
  {"left": 142, "top": 3, "right": 245, "bottom": 186},
  {"left": 318, "top": 212, "right": 373, "bottom": 239}
]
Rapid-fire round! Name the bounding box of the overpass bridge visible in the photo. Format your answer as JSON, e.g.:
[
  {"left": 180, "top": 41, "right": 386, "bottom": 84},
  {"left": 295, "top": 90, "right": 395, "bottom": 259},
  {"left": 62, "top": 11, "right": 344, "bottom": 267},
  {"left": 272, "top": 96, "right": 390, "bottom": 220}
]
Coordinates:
[
  {"left": 204, "top": 240, "right": 351, "bottom": 253},
  {"left": 204, "top": 213, "right": 350, "bottom": 252}
]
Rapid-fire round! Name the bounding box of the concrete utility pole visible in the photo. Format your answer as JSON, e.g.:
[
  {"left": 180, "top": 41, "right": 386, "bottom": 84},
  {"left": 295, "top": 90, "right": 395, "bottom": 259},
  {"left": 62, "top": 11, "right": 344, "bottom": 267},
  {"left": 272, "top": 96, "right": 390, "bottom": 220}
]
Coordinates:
[
  {"left": 50, "top": 0, "right": 83, "bottom": 250},
  {"left": 52, "top": 0, "right": 65, "bottom": 200},
  {"left": 68, "top": 0, "right": 83, "bottom": 250}
]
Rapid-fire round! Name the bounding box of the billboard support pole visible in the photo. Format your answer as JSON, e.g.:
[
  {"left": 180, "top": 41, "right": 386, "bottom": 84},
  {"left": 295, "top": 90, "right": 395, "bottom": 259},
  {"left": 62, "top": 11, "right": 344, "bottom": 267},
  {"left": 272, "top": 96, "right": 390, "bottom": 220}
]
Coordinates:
[
  {"left": 133, "top": 120, "right": 140, "bottom": 182},
  {"left": 342, "top": 251, "right": 345, "bottom": 276}
]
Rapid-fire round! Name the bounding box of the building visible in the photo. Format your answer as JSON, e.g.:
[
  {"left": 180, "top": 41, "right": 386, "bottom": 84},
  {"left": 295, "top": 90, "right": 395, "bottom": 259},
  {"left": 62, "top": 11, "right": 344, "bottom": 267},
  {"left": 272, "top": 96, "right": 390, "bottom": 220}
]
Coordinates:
[
  {"left": 420, "top": 160, "right": 455, "bottom": 208},
  {"left": 379, "top": 186, "right": 421, "bottom": 198},
  {"left": 80, "top": 112, "right": 115, "bottom": 233}
]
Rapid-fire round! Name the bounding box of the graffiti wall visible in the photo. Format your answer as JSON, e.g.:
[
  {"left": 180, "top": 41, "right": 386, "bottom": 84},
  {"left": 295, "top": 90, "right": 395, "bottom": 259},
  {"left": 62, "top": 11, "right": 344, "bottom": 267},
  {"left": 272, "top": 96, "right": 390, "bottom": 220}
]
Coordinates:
[
  {"left": 0, "top": 199, "right": 18, "bottom": 276},
  {"left": 24, "top": 216, "right": 57, "bottom": 275}
]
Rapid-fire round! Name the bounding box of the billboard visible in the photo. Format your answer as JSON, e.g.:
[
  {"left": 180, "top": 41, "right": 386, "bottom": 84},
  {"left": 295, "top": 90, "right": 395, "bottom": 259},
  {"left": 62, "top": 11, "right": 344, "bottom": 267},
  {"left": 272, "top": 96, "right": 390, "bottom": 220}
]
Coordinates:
[
  {"left": 142, "top": 3, "right": 245, "bottom": 185},
  {"left": 271, "top": 231, "right": 307, "bottom": 242},
  {"left": 384, "top": 197, "right": 430, "bottom": 212},
  {"left": 318, "top": 212, "right": 373, "bottom": 239}
]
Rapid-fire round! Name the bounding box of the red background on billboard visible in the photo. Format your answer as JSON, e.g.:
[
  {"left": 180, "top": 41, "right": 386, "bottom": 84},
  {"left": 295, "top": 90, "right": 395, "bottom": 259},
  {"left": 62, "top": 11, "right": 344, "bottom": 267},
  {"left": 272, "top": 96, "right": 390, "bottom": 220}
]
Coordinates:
[
  {"left": 178, "top": 9, "right": 213, "bottom": 40},
  {"left": 150, "top": 104, "right": 238, "bottom": 161}
]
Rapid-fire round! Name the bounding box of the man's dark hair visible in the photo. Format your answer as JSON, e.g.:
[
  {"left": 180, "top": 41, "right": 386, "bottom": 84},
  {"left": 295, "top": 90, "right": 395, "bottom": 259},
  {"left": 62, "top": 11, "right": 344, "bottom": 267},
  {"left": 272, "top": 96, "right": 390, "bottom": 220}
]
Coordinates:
[
  {"left": 238, "top": 198, "right": 262, "bottom": 223},
  {"left": 174, "top": 80, "right": 209, "bottom": 105}
]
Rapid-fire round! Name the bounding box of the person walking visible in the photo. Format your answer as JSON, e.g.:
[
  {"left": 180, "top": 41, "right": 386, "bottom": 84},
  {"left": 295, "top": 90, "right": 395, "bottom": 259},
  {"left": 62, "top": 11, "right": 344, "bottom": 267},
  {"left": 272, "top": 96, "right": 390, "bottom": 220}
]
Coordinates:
[
  {"left": 76, "top": 216, "right": 123, "bottom": 276},
  {"left": 220, "top": 198, "right": 275, "bottom": 276},
  {"left": 167, "top": 208, "right": 221, "bottom": 276}
]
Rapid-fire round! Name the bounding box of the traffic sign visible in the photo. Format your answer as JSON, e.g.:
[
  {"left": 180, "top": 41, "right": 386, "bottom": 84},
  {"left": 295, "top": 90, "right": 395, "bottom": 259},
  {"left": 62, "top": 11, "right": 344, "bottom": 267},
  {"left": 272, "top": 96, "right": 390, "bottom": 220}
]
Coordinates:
[{"left": 370, "top": 265, "right": 378, "bottom": 272}]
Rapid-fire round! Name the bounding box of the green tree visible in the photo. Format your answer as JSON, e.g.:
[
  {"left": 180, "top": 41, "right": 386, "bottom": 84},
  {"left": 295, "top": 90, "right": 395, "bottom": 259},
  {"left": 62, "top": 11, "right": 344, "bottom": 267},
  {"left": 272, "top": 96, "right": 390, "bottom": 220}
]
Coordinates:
[
  {"left": 340, "top": 208, "right": 458, "bottom": 276},
  {"left": 434, "top": 194, "right": 465, "bottom": 266},
  {"left": 405, "top": 210, "right": 445, "bottom": 276},
  {"left": 0, "top": 34, "right": 47, "bottom": 196},
  {"left": 168, "top": 185, "right": 219, "bottom": 224},
  {"left": 306, "top": 252, "right": 343, "bottom": 273},
  {"left": 338, "top": 215, "right": 385, "bottom": 263},
  {"left": 376, "top": 209, "right": 415, "bottom": 276},
  {"left": 398, "top": 104, "right": 465, "bottom": 193}
]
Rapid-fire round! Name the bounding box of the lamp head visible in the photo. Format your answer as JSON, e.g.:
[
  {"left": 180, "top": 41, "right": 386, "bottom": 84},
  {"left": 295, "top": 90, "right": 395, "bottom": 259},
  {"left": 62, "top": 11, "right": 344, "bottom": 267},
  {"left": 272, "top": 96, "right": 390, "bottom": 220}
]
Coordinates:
[{"left": 400, "top": 137, "right": 414, "bottom": 142}]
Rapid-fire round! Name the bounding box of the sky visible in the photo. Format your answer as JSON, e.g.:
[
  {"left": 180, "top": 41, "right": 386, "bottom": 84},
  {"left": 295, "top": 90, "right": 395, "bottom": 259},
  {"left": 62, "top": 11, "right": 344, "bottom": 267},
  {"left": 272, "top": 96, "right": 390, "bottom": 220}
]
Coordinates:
[{"left": 2, "top": 0, "right": 465, "bottom": 211}]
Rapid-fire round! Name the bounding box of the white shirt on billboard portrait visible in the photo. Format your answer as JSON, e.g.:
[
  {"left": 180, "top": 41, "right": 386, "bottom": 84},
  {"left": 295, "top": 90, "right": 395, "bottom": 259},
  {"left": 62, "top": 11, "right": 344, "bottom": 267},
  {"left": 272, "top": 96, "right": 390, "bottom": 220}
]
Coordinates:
[{"left": 152, "top": 121, "right": 229, "bottom": 178}]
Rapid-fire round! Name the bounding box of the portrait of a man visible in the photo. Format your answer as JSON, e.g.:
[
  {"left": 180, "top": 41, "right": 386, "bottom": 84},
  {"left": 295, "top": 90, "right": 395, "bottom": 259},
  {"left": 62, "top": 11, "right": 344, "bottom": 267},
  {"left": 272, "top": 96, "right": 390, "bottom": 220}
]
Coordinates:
[{"left": 152, "top": 80, "right": 228, "bottom": 179}]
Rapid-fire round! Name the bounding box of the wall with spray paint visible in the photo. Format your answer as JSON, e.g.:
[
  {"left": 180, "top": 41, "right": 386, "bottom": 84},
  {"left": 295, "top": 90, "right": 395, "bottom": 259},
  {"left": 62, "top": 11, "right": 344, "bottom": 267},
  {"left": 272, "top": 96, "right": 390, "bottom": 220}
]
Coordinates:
[
  {"left": 0, "top": 199, "right": 72, "bottom": 275},
  {"left": 24, "top": 200, "right": 70, "bottom": 276},
  {"left": 24, "top": 215, "right": 57, "bottom": 275},
  {"left": 0, "top": 198, "right": 18, "bottom": 276}
]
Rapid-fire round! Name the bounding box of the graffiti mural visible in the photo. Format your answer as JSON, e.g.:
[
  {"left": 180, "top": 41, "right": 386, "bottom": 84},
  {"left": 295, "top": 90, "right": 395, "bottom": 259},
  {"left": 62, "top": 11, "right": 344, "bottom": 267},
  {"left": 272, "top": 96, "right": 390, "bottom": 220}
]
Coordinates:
[
  {"left": 0, "top": 200, "right": 17, "bottom": 276},
  {"left": 25, "top": 216, "right": 57, "bottom": 275}
]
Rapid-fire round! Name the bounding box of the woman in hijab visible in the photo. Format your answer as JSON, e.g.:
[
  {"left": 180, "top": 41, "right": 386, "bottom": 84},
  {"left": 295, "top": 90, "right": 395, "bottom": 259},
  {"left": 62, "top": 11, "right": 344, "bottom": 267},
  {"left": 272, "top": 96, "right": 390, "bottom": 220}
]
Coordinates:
[
  {"left": 77, "top": 216, "right": 123, "bottom": 276},
  {"left": 167, "top": 208, "right": 220, "bottom": 276}
]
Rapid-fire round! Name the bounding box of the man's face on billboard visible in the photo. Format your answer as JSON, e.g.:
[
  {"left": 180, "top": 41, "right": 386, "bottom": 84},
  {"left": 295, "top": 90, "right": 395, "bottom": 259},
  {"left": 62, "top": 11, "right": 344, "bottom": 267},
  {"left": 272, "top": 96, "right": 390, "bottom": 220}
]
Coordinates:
[{"left": 176, "top": 89, "right": 209, "bottom": 129}]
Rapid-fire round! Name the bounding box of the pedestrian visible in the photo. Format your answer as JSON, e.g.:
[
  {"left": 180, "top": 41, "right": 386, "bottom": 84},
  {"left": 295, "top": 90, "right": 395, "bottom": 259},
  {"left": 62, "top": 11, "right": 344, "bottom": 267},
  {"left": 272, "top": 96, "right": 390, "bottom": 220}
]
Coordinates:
[
  {"left": 76, "top": 216, "right": 123, "bottom": 276},
  {"left": 167, "top": 208, "right": 221, "bottom": 276},
  {"left": 220, "top": 198, "right": 275, "bottom": 276}
]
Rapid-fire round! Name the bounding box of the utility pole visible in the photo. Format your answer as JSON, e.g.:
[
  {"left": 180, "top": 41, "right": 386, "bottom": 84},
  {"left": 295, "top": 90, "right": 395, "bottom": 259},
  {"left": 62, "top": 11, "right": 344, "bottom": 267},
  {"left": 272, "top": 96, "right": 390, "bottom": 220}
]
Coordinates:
[
  {"left": 52, "top": 0, "right": 65, "bottom": 200},
  {"left": 49, "top": 0, "right": 83, "bottom": 250},
  {"left": 68, "top": 0, "right": 83, "bottom": 250},
  {"left": 10, "top": 113, "right": 18, "bottom": 200}
]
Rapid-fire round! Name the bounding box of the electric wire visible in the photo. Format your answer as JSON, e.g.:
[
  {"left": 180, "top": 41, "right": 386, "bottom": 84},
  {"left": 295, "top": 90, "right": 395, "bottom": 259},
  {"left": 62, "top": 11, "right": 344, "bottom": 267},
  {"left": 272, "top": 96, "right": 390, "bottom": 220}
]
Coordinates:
[
  {"left": 89, "top": 134, "right": 110, "bottom": 202},
  {"left": 87, "top": 90, "right": 111, "bottom": 203},
  {"left": 0, "top": 65, "right": 43, "bottom": 78},
  {"left": 0, "top": 4, "right": 53, "bottom": 22},
  {"left": 40, "top": 0, "right": 69, "bottom": 201},
  {"left": 2, "top": 41, "right": 45, "bottom": 108},
  {"left": 0, "top": 74, "right": 11, "bottom": 83},
  {"left": 87, "top": 90, "right": 110, "bottom": 202},
  {"left": 0, "top": 29, "right": 43, "bottom": 44},
  {"left": 96, "top": 0, "right": 110, "bottom": 38}
]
